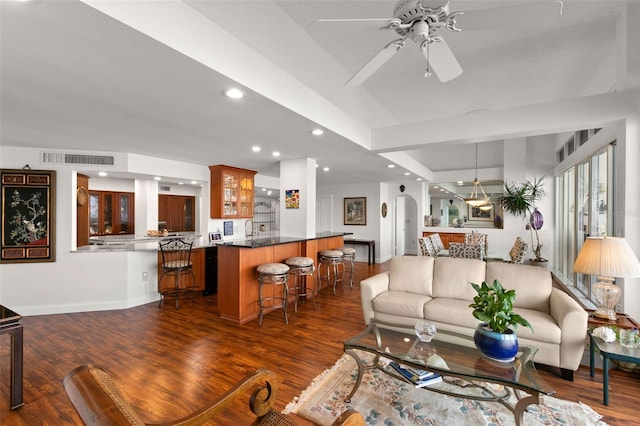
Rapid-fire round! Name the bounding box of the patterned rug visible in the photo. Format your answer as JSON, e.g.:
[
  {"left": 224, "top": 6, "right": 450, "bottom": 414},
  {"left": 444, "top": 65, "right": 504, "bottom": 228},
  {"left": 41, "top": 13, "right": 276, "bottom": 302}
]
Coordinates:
[{"left": 284, "top": 353, "right": 608, "bottom": 426}]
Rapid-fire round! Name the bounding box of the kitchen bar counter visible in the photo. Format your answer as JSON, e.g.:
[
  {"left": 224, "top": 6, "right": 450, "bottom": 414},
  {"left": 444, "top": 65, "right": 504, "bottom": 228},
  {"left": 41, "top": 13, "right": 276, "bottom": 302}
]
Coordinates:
[{"left": 217, "top": 232, "right": 348, "bottom": 324}]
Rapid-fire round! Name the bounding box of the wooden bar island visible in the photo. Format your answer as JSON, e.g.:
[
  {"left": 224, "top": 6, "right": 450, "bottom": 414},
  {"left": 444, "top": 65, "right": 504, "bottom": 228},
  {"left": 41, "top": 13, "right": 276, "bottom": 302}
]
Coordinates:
[{"left": 217, "top": 233, "right": 346, "bottom": 324}]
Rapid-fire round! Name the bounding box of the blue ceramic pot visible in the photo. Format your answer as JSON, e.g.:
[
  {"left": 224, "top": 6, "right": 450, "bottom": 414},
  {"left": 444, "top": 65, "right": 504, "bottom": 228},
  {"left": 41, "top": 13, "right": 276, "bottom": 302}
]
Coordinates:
[{"left": 473, "top": 324, "right": 518, "bottom": 362}]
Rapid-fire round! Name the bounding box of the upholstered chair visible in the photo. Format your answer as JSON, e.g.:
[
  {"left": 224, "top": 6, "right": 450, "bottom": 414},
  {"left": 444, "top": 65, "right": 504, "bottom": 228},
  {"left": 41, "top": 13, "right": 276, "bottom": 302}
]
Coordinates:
[
  {"left": 464, "top": 232, "right": 487, "bottom": 259},
  {"left": 449, "top": 242, "right": 483, "bottom": 260},
  {"left": 419, "top": 237, "right": 437, "bottom": 257},
  {"left": 507, "top": 236, "right": 529, "bottom": 264}
]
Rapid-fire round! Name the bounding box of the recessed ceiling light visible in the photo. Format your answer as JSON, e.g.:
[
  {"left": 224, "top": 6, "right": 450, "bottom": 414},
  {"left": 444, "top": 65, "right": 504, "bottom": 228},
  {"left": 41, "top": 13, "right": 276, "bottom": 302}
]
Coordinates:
[
  {"left": 191, "top": 180, "right": 198, "bottom": 185},
  {"left": 310, "top": 128, "right": 324, "bottom": 136},
  {"left": 440, "top": 188, "right": 445, "bottom": 191},
  {"left": 252, "top": 146, "right": 261, "bottom": 152},
  {"left": 178, "top": 182, "right": 184, "bottom": 185},
  {"left": 272, "top": 151, "right": 280, "bottom": 157},
  {"left": 457, "top": 180, "right": 464, "bottom": 185},
  {"left": 98, "top": 172, "right": 107, "bottom": 177},
  {"left": 323, "top": 167, "right": 330, "bottom": 172},
  {"left": 315, "top": 164, "right": 319, "bottom": 168},
  {"left": 404, "top": 172, "right": 411, "bottom": 176},
  {"left": 416, "top": 178, "right": 423, "bottom": 181},
  {"left": 267, "top": 191, "right": 272, "bottom": 196},
  {"left": 154, "top": 176, "right": 161, "bottom": 181},
  {"left": 262, "top": 188, "right": 267, "bottom": 191},
  {"left": 387, "top": 164, "right": 395, "bottom": 168},
  {"left": 223, "top": 88, "right": 244, "bottom": 99}
]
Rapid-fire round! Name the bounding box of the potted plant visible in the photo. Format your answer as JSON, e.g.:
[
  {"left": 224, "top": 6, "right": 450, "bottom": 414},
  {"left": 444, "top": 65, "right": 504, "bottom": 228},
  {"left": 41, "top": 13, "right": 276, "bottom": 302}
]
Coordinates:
[
  {"left": 499, "top": 177, "right": 546, "bottom": 263},
  {"left": 469, "top": 280, "right": 533, "bottom": 362}
]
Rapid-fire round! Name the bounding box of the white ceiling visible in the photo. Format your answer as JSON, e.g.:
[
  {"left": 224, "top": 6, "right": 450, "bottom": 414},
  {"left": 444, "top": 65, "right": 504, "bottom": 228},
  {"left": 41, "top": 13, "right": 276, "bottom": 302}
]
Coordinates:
[{"left": 0, "top": 0, "right": 625, "bottom": 196}]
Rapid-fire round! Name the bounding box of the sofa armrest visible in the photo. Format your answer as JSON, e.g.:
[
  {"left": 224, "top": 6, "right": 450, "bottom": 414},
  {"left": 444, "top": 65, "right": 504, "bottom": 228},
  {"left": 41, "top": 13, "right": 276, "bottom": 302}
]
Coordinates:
[
  {"left": 549, "top": 288, "right": 588, "bottom": 371},
  {"left": 360, "top": 272, "right": 390, "bottom": 325}
]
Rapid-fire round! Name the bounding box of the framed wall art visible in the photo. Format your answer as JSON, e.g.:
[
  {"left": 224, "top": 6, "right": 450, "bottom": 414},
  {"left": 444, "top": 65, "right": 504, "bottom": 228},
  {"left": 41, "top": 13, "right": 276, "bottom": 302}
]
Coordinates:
[
  {"left": 1, "top": 169, "right": 56, "bottom": 263},
  {"left": 285, "top": 189, "right": 299, "bottom": 209},
  {"left": 344, "top": 197, "right": 366, "bottom": 226},
  {"left": 468, "top": 204, "right": 495, "bottom": 222}
]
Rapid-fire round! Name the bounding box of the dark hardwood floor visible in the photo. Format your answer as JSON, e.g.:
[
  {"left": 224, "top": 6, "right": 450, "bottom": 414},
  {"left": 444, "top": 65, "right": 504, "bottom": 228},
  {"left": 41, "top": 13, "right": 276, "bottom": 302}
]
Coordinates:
[{"left": 1, "top": 260, "right": 638, "bottom": 425}]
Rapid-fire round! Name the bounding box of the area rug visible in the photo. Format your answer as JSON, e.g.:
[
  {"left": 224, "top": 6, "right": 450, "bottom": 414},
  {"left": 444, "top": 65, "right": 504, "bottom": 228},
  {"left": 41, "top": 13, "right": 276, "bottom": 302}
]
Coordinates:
[{"left": 284, "top": 353, "right": 607, "bottom": 426}]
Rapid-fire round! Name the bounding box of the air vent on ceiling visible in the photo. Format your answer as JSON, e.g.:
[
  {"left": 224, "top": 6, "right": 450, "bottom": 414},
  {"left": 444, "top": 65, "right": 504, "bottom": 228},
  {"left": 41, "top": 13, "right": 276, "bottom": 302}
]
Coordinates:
[
  {"left": 160, "top": 186, "right": 171, "bottom": 191},
  {"left": 41, "top": 152, "right": 115, "bottom": 166}
]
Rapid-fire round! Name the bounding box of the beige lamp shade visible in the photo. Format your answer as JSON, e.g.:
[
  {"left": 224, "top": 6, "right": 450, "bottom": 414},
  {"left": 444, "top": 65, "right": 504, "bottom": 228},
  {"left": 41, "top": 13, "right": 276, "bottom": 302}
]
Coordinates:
[
  {"left": 573, "top": 236, "right": 640, "bottom": 320},
  {"left": 573, "top": 237, "right": 640, "bottom": 278}
]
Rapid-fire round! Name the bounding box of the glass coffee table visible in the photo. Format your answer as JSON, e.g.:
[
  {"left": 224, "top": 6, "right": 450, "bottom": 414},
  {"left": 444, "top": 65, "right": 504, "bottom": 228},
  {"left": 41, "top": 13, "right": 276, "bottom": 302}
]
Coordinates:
[{"left": 344, "top": 323, "right": 554, "bottom": 426}]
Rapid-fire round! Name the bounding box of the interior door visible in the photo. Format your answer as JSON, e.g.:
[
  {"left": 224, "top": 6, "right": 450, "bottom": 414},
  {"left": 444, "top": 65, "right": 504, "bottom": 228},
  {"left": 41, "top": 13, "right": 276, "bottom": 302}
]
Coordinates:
[
  {"left": 394, "top": 196, "right": 405, "bottom": 256},
  {"left": 316, "top": 195, "right": 332, "bottom": 233}
]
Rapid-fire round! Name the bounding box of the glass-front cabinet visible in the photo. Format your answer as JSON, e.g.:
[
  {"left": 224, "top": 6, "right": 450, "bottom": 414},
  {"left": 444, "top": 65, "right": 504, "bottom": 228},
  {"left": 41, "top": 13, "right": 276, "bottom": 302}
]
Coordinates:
[
  {"left": 89, "top": 190, "right": 134, "bottom": 236},
  {"left": 209, "top": 165, "right": 256, "bottom": 219}
]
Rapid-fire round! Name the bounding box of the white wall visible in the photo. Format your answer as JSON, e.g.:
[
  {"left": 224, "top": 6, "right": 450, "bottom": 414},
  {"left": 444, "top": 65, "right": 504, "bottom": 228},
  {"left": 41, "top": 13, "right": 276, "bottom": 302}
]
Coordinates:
[{"left": 317, "top": 182, "right": 381, "bottom": 262}]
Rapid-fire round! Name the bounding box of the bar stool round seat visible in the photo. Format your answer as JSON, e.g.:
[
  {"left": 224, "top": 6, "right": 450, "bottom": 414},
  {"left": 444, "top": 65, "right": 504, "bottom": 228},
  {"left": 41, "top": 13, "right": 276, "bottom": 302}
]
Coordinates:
[
  {"left": 317, "top": 250, "right": 345, "bottom": 295},
  {"left": 334, "top": 247, "right": 356, "bottom": 288},
  {"left": 256, "top": 263, "right": 290, "bottom": 326},
  {"left": 284, "top": 257, "right": 316, "bottom": 312}
]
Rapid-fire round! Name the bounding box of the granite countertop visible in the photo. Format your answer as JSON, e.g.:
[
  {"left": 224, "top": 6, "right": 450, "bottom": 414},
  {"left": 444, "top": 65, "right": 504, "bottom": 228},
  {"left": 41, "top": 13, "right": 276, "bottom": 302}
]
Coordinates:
[{"left": 74, "top": 232, "right": 350, "bottom": 252}]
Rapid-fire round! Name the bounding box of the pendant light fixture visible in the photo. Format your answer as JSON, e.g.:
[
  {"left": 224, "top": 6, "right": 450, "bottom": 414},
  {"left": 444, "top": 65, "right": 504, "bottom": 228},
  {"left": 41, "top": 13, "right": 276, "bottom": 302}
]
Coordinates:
[{"left": 464, "top": 143, "right": 490, "bottom": 207}]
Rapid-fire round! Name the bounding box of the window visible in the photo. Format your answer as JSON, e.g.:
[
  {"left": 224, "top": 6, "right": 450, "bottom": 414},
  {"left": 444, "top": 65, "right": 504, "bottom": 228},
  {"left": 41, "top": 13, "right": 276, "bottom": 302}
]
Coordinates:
[
  {"left": 555, "top": 144, "right": 614, "bottom": 303},
  {"left": 89, "top": 190, "right": 135, "bottom": 236}
]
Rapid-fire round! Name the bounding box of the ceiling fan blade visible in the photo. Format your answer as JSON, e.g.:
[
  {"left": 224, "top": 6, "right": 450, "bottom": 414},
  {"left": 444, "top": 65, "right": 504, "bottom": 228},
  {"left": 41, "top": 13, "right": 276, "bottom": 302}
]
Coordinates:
[
  {"left": 455, "top": 2, "right": 564, "bottom": 31},
  {"left": 345, "top": 38, "right": 405, "bottom": 86},
  {"left": 423, "top": 38, "right": 462, "bottom": 83},
  {"left": 309, "top": 18, "right": 398, "bottom": 31}
]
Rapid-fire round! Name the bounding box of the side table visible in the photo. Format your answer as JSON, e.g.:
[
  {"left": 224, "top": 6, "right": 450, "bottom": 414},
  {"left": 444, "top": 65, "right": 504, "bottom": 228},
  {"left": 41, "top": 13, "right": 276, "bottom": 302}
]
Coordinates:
[
  {"left": 589, "top": 329, "right": 640, "bottom": 406},
  {"left": 0, "top": 305, "right": 24, "bottom": 410}
]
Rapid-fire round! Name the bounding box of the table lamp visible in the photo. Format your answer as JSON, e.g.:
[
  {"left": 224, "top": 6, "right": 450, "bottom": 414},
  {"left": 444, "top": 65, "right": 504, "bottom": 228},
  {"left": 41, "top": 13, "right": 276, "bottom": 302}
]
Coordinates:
[{"left": 573, "top": 236, "right": 640, "bottom": 321}]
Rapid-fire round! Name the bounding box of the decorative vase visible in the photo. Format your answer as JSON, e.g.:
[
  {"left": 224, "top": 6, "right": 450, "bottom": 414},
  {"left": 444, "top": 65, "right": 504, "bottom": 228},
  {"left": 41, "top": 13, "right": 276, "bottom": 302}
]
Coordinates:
[
  {"left": 530, "top": 208, "right": 544, "bottom": 230},
  {"left": 473, "top": 324, "right": 518, "bottom": 362},
  {"left": 414, "top": 319, "right": 437, "bottom": 342}
]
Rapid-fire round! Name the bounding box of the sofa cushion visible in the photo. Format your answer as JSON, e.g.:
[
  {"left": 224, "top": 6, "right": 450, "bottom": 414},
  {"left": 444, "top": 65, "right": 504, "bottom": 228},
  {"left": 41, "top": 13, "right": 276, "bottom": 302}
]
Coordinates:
[
  {"left": 486, "top": 262, "right": 552, "bottom": 313},
  {"left": 373, "top": 291, "right": 432, "bottom": 318},
  {"left": 388, "top": 256, "right": 435, "bottom": 296},
  {"left": 423, "top": 298, "right": 480, "bottom": 329},
  {"left": 432, "top": 257, "right": 486, "bottom": 300}
]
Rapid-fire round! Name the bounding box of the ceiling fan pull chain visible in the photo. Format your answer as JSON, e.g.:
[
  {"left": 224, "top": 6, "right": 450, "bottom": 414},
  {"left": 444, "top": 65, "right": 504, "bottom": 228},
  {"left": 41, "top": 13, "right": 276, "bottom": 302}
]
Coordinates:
[{"left": 422, "top": 40, "right": 432, "bottom": 78}]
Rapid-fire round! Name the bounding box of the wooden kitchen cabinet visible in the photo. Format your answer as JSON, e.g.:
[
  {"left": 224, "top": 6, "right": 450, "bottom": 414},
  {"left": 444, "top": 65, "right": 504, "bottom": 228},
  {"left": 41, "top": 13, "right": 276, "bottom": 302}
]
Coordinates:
[
  {"left": 422, "top": 231, "right": 465, "bottom": 249},
  {"left": 209, "top": 165, "right": 256, "bottom": 219},
  {"left": 158, "top": 195, "right": 195, "bottom": 232}
]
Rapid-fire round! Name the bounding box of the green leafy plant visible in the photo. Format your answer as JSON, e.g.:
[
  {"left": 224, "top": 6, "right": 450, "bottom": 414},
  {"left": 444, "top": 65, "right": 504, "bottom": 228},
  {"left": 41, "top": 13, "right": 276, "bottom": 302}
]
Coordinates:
[
  {"left": 469, "top": 280, "right": 533, "bottom": 334},
  {"left": 499, "top": 177, "right": 546, "bottom": 261}
]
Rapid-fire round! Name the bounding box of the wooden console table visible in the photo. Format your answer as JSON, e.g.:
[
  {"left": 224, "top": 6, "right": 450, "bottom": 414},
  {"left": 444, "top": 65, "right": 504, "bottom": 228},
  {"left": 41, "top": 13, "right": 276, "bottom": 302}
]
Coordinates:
[
  {"left": 0, "top": 305, "right": 24, "bottom": 410},
  {"left": 344, "top": 239, "right": 376, "bottom": 264}
]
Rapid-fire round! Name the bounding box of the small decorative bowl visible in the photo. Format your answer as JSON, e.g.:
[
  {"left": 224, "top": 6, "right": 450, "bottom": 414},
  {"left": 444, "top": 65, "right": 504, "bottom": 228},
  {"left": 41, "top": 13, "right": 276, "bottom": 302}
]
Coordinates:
[{"left": 415, "top": 319, "right": 437, "bottom": 342}]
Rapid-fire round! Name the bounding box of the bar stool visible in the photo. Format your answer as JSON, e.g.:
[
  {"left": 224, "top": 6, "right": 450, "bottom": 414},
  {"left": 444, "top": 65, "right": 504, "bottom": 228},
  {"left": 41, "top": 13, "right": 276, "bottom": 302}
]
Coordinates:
[
  {"left": 317, "top": 250, "right": 344, "bottom": 295},
  {"left": 256, "top": 263, "right": 290, "bottom": 326},
  {"left": 334, "top": 247, "right": 356, "bottom": 288},
  {"left": 284, "top": 257, "right": 316, "bottom": 312}
]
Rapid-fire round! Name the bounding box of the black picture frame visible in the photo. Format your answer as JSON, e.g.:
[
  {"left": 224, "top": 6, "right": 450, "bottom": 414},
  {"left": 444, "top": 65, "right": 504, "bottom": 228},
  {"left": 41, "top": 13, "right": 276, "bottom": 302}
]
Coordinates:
[{"left": 1, "top": 169, "right": 56, "bottom": 263}]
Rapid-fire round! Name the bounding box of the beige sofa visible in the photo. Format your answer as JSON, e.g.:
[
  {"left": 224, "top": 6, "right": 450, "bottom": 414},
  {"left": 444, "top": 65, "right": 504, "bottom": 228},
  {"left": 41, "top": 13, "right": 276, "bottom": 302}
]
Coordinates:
[{"left": 360, "top": 256, "right": 588, "bottom": 380}]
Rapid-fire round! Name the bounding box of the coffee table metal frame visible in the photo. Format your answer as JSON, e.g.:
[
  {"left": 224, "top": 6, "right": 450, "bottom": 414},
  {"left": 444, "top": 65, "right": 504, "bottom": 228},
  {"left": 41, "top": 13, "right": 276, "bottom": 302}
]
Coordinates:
[{"left": 343, "top": 323, "right": 554, "bottom": 426}]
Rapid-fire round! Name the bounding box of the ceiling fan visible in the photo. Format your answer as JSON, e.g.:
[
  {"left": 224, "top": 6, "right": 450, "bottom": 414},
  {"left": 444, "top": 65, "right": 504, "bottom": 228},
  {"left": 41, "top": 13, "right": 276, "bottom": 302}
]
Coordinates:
[
  {"left": 316, "top": 1, "right": 466, "bottom": 86},
  {"left": 314, "top": 0, "right": 565, "bottom": 86}
]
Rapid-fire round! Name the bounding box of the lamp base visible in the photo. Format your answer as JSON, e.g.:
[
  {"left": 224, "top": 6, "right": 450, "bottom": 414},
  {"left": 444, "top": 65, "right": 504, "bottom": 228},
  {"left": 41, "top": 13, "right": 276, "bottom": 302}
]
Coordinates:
[
  {"left": 592, "top": 308, "right": 618, "bottom": 321},
  {"left": 592, "top": 277, "right": 620, "bottom": 322}
]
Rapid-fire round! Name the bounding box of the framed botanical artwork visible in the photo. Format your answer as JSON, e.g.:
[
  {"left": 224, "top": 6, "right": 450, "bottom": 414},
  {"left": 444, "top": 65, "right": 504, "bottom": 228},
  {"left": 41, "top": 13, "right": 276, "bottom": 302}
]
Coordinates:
[
  {"left": 344, "top": 197, "right": 366, "bottom": 226},
  {"left": 1, "top": 169, "right": 56, "bottom": 263},
  {"left": 468, "top": 204, "right": 495, "bottom": 222},
  {"left": 285, "top": 189, "right": 299, "bottom": 209}
]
